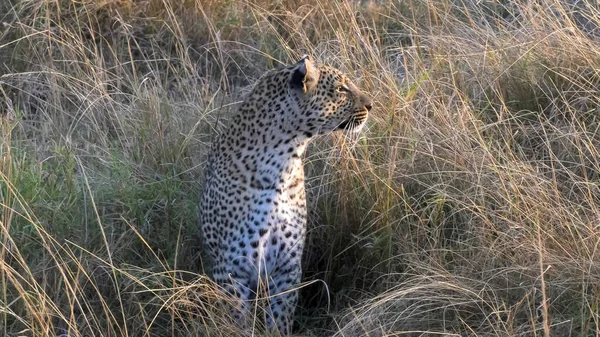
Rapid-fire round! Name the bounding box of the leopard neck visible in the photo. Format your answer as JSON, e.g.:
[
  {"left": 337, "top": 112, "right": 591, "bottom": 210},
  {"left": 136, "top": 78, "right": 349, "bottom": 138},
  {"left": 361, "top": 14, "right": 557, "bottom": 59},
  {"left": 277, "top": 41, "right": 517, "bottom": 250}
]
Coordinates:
[{"left": 218, "top": 101, "right": 310, "bottom": 189}]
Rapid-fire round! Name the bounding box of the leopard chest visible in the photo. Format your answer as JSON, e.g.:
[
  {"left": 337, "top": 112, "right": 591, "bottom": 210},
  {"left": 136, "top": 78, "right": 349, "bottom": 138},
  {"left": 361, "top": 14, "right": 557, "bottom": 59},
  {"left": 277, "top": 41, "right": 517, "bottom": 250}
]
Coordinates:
[
  {"left": 201, "top": 162, "right": 302, "bottom": 280},
  {"left": 236, "top": 158, "right": 307, "bottom": 244}
]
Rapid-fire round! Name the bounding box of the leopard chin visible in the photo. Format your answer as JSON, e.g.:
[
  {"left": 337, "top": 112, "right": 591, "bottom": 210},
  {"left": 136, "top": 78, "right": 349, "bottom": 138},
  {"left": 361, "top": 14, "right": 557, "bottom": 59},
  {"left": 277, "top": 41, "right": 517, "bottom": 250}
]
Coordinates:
[{"left": 337, "top": 111, "right": 368, "bottom": 131}]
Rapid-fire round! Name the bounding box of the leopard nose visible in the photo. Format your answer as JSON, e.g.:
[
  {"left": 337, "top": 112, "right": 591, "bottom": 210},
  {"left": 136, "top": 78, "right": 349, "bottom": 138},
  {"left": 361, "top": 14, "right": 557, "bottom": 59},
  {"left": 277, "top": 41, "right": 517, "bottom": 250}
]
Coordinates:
[{"left": 362, "top": 96, "right": 373, "bottom": 111}]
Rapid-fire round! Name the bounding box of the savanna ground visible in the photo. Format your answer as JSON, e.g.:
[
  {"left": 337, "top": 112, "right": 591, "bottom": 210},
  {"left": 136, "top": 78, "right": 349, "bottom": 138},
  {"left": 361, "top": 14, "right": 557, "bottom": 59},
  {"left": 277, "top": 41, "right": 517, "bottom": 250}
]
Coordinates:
[{"left": 1, "top": 0, "right": 600, "bottom": 336}]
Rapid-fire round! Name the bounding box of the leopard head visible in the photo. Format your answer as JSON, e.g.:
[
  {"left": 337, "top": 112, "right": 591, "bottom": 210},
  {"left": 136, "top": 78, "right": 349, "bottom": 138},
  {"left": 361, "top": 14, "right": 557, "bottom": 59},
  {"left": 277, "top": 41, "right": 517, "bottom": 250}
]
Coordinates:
[{"left": 287, "top": 55, "right": 372, "bottom": 136}]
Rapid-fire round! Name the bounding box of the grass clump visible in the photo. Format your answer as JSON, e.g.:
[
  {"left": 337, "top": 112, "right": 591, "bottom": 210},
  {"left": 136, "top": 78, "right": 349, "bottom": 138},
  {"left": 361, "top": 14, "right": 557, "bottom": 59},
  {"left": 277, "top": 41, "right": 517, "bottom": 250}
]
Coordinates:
[{"left": 2, "top": 0, "right": 600, "bottom": 336}]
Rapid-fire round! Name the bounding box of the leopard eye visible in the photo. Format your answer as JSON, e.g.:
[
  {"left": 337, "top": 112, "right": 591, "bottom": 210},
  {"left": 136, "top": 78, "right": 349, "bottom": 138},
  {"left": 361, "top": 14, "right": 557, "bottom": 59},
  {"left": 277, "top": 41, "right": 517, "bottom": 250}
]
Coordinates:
[{"left": 336, "top": 85, "right": 350, "bottom": 93}]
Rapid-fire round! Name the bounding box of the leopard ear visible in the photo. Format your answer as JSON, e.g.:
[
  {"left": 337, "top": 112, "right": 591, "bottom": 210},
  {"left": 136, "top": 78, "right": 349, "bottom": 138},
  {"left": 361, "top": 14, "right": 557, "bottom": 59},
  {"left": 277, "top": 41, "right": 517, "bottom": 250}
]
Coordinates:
[{"left": 290, "top": 55, "right": 319, "bottom": 93}]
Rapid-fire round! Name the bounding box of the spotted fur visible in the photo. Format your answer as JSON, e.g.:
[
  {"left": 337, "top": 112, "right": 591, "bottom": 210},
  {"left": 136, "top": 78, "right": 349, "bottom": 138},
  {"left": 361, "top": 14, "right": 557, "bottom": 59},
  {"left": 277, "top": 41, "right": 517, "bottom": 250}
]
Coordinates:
[{"left": 199, "top": 55, "right": 372, "bottom": 335}]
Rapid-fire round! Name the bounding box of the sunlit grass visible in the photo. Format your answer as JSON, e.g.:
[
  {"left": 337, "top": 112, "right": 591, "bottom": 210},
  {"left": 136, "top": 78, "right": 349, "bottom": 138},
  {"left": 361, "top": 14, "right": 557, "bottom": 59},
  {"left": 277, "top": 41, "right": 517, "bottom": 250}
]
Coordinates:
[{"left": 1, "top": 0, "right": 600, "bottom": 336}]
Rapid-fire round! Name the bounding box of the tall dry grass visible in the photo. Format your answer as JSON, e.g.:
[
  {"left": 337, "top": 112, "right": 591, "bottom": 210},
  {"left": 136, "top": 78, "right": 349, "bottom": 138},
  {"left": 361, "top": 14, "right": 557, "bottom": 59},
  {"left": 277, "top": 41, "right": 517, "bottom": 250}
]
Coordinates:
[{"left": 1, "top": 0, "right": 600, "bottom": 336}]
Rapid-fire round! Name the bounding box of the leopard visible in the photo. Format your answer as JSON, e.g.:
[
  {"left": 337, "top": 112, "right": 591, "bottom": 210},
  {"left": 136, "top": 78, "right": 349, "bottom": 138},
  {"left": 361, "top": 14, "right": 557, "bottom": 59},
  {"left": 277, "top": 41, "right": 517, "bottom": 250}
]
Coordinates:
[{"left": 199, "top": 55, "right": 372, "bottom": 335}]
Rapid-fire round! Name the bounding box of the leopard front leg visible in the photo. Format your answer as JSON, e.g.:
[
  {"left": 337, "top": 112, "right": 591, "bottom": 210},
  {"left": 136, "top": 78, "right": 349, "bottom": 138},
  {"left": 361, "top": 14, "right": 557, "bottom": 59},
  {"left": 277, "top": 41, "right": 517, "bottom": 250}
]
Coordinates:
[
  {"left": 265, "top": 255, "right": 302, "bottom": 335},
  {"left": 212, "top": 261, "right": 255, "bottom": 329}
]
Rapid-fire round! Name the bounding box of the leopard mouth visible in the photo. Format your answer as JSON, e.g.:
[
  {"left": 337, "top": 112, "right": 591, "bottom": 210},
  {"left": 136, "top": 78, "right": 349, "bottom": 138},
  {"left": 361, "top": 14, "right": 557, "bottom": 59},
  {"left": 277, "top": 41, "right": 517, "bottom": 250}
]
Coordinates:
[{"left": 337, "top": 111, "right": 369, "bottom": 131}]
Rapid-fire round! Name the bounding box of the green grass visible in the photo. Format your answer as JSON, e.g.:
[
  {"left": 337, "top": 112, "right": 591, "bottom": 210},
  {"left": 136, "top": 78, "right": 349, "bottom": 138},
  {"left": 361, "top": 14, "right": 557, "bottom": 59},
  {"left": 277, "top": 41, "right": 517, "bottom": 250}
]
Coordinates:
[{"left": 2, "top": 0, "right": 600, "bottom": 336}]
